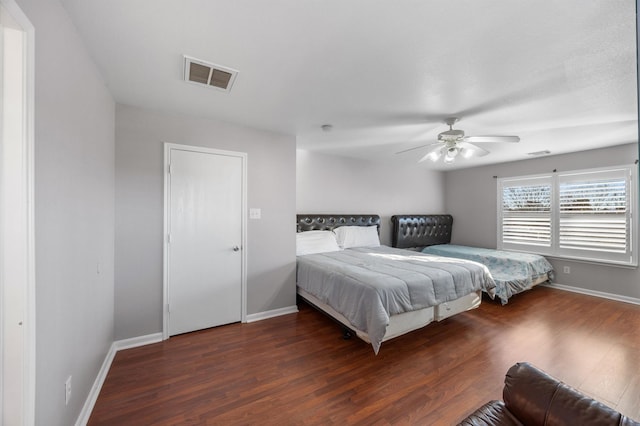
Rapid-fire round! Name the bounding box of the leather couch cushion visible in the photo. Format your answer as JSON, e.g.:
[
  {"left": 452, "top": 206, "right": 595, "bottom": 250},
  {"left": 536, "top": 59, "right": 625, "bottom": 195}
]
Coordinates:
[{"left": 458, "top": 401, "right": 523, "bottom": 426}]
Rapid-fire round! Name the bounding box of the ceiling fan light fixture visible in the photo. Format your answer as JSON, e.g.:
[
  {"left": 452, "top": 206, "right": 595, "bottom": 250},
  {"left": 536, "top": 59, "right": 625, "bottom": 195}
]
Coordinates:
[
  {"left": 419, "top": 148, "right": 442, "bottom": 163},
  {"left": 430, "top": 150, "right": 443, "bottom": 161},
  {"left": 409, "top": 117, "right": 520, "bottom": 164},
  {"left": 461, "top": 147, "right": 474, "bottom": 159}
]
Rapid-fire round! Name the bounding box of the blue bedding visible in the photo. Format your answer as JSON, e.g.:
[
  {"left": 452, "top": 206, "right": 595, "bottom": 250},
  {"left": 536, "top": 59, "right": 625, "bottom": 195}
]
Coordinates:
[{"left": 421, "top": 244, "right": 554, "bottom": 304}]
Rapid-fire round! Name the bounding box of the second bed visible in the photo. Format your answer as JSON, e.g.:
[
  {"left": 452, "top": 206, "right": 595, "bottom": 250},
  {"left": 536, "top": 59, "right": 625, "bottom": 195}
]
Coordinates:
[{"left": 391, "top": 214, "right": 554, "bottom": 304}]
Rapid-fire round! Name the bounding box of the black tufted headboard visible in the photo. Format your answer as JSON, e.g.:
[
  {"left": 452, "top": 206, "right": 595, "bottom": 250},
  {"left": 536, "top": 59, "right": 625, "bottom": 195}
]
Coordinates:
[
  {"left": 390, "top": 215, "right": 453, "bottom": 248},
  {"left": 296, "top": 214, "right": 380, "bottom": 233}
]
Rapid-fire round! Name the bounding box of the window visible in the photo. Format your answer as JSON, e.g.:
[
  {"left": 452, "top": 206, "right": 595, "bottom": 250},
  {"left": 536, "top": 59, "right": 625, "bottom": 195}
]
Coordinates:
[
  {"left": 501, "top": 176, "right": 552, "bottom": 248},
  {"left": 498, "top": 165, "right": 637, "bottom": 266}
]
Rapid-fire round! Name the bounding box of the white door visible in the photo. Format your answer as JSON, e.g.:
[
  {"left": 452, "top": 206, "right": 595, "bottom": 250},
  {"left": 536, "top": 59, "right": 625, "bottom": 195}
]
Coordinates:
[{"left": 165, "top": 145, "right": 245, "bottom": 336}]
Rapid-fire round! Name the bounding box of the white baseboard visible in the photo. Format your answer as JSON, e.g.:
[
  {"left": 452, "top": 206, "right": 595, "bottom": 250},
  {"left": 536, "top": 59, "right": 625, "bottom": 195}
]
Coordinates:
[
  {"left": 114, "top": 332, "right": 163, "bottom": 351},
  {"left": 246, "top": 305, "right": 298, "bottom": 323},
  {"left": 542, "top": 282, "right": 640, "bottom": 306},
  {"left": 75, "top": 333, "right": 164, "bottom": 426},
  {"left": 75, "top": 342, "right": 117, "bottom": 426}
]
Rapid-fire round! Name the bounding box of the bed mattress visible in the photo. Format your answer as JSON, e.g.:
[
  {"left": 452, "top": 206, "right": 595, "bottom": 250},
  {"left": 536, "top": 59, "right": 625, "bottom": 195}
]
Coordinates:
[
  {"left": 296, "top": 246, "right": 496, "bottom": 353},
  {"left": 421, "top": 244, "right": 554, "bottom": 304}
]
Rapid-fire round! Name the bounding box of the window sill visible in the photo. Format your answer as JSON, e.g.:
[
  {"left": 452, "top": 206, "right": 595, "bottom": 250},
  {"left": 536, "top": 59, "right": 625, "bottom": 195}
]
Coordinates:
[{"left": 545, "top": 255, "right": 637, "bottom": 270}]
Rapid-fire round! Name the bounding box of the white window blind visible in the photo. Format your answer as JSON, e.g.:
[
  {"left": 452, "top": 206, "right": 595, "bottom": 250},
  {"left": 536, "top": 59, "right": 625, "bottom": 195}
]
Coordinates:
[
  {"left": 500, "top": 177, "right": 552, "bottom": 249},
  {"left": 498, "top": 165, "right": 637, "bottom": 266},
  {"left": 557, "top": 168, "right": 631, "bottom": 263}
]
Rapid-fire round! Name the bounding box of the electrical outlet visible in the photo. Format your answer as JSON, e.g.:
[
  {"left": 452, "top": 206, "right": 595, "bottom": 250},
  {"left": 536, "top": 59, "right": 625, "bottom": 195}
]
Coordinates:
[
  {"left": 563, "top": 266, "right": 571, "bottom": 274},
  {"left": 65, "top": 376, "right": 72, "bottom": 405}
]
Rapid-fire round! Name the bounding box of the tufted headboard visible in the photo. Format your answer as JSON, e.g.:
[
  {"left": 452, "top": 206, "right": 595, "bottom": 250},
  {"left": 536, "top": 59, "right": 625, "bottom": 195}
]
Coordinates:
[
  {"left": 296, "top": 214, "right": 380, "bottom": 233},
  {"left": 390, "top": 215, "right": 453, "bottom": 248}
]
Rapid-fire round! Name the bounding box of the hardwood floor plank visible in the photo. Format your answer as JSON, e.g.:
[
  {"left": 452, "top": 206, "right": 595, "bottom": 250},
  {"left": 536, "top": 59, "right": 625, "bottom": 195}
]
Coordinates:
[
  {"left": 89, "top": 287, "right": 640, "bottom": 425},
  {"left": 579, "top": 342, "right": 639, "bottom": 407},
  {"left": 618, "top": 373, "right": 640, "bottom": 420}
]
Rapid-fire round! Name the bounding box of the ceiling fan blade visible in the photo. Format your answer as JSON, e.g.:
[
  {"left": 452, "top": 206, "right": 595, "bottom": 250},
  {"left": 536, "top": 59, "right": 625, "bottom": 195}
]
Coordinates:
[
  {"left": 452, "top": 73, "right": 567, "bottom": 119},
  {"left": 463, "top": 135, "right": 520, "bottom": 143},
  {"left": 418, "top": 142, "right": 446, "bottom": 162},
  {"left": 395, "top": 144, "right": 430, "bottom": 154},
  {"left": 457, "top": 141, "right": 490, "bottom": 158}
]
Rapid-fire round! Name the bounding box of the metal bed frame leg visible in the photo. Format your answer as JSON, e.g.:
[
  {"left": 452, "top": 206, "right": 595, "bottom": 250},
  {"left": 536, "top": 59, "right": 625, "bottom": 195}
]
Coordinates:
[{"left": 342, "top": 327, "right": 353, "bottom": 340}]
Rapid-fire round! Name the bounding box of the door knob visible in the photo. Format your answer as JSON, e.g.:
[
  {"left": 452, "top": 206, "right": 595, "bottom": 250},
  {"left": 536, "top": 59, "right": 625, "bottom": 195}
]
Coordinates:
[{"left": 232, "top": 246, "right": 240, "bottom": 252}]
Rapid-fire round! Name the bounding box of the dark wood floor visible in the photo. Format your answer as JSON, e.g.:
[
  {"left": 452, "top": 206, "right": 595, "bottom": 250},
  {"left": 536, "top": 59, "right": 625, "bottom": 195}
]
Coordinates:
[{"left": 89, "top": 286, "right": 640, "bottom": 425}]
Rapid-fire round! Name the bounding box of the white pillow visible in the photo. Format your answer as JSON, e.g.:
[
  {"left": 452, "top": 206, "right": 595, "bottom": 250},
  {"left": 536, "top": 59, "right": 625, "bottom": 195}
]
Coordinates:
[
  {"left": 296, "top": 231, "right": 341, "bottom": 256},
  {"left": 333, "top": 226, "right": 380, "bottom": 249}
]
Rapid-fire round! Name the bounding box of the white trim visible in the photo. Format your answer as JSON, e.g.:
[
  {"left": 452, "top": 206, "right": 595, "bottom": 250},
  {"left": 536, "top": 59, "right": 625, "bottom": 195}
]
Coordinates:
[
  {"left": 546, "top": 255, "right": 638, "bottom": 270},
  {"left": 0, "top": 1, "right": 35, "bottom": 424},
  {"left": 74, "top": 342, "right": 116, "bottom": 426},
  {"left": 245, "top": 305, "right": 298, "bottom": 323},
  {"left": 74, "top": 333, "right": 163, "bottom": 426},
  {"left": 542, "top": 282, "right": 640, "bottom": 306},
  {"left": 114, "top": 332, "right": 163, "bottom": 351},
  {"left": 163, "top": 143, "right": 248, "bottom": 340},
  {"left": 163, "top": 145, "right": 170, "bottom": 339}
]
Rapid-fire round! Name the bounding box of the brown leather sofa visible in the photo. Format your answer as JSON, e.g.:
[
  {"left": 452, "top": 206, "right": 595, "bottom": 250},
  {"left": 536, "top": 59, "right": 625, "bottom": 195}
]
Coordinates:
[{"left": 458, "top": 362, "right": 640, "bottom": 426}]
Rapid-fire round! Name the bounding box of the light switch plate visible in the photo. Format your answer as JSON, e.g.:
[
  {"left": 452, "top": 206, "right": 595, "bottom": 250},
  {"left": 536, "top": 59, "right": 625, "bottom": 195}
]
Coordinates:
[{"left": 249, "top": 208, "right": 261, "bottom": 219}]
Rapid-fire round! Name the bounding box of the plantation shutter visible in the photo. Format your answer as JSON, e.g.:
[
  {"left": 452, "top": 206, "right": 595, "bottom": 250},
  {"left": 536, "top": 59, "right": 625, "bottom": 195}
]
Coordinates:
[
  {"left": 557, "top": 168, "right": 631, "bottom": 263},
  {"left": 497, "top": 166, "right": 636, "bottom": 266},
  {"left": 499, "top": 176, "right": 552, "bottom": 252}
]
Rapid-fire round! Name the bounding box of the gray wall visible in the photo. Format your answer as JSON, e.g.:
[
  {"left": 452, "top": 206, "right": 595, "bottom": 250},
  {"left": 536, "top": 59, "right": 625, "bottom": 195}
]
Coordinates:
[
  {"left": 444, "top": 143, "right": 640, "bottom": 300},
  {"left": 16, "top": 0, "right": 116, "bottom": 424},
  {"left": 296, "top": 150, "right": 445, "bottom": 245},
  {"left": 115, "top": 104, "right": 296, "bottom": 340}
]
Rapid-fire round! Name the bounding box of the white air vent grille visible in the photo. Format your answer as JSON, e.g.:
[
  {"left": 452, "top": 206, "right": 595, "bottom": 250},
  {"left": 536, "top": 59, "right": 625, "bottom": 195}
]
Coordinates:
[
  {"left": 184, "top": 56, "right": 238, "bottom": 92},
  {"left": 527, "top": 150, "right": 551, "bottom": 156}
]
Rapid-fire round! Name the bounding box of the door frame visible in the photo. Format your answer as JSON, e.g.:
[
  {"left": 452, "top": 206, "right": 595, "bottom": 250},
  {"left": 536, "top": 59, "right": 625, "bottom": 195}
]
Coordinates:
[
  {"left": 163, "top": 143, "right": 247, "bottom": 340},
  {"left": 0, "top": 0, "right": 35, "bottom": 423}
]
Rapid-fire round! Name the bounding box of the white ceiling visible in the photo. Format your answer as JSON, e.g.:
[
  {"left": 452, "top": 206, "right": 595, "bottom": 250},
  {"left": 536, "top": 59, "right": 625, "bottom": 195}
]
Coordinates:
[{"left": 60, "top": 0, "right": 638, "bottom": 170}]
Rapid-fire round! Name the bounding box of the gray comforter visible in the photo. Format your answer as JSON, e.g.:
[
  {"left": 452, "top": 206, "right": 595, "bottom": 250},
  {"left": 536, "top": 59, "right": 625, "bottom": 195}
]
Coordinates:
[{"left": 296, "top": 246, "right": 496, "bottom": 353}]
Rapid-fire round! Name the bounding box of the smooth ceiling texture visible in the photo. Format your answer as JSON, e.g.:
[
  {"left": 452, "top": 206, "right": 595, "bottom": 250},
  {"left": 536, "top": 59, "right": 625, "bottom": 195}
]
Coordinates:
[{"left": 60, "top": 0, "right": 638, "bottom": 170}]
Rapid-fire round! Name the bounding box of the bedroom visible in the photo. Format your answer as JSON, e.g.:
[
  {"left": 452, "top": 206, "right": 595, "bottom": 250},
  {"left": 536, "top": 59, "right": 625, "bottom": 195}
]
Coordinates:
[{"left": 1, "top": 0, "right": 639, "bottom": 425}]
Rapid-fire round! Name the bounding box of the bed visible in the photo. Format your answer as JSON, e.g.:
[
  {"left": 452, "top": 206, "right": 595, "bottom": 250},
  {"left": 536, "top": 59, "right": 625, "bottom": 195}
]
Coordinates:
[
  {"left": 390, "top": 214, "right": 554, "bottom": 305},
  {"left": 296, "top": 214, "right": 496, "bottom": 353}
]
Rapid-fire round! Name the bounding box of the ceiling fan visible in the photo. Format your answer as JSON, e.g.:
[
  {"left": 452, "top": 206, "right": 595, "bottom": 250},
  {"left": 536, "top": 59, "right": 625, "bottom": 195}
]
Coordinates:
[{"left": 406, "top": 117, "right": 520, "bottom": 164}]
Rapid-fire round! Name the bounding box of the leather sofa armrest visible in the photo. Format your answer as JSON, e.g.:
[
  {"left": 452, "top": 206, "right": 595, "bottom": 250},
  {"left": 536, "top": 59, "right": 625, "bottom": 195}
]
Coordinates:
[
  {"left": 502, "top": 362, "right": 564, "bottom": 424},
  {"left": 546, "top": 382, "right": 637, "bottom": 426},
  {"left": 503, "top": 362, "right": 639, "bottom": 426}
]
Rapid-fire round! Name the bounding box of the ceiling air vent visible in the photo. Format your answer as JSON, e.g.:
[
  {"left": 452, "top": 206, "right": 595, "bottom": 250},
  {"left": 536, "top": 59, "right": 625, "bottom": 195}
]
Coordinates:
[
  {"left": 183, "top": 55, "right": 238, "bottom": 93},
  {"left": 527, "top": 150, "right": 551, "bottom": 156}
]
